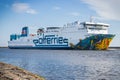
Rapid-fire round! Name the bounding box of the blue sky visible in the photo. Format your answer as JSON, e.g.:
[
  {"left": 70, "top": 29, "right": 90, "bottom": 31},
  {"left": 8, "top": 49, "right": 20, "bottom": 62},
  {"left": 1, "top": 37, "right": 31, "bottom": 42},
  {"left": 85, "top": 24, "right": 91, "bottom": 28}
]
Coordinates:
[{"left": 0, "top": 0, "right": 120, "bottom": 47}]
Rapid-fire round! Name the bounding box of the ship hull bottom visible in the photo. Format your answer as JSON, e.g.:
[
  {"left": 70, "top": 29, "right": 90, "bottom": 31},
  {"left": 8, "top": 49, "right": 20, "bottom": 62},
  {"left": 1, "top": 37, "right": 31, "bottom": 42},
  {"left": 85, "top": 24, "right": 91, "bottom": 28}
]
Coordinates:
[
  {"left": 8, "top": 46, "right": 73, "bottom": 50},
  {"left": 8, "top": 34, "right": 115, "bottom": 50}
]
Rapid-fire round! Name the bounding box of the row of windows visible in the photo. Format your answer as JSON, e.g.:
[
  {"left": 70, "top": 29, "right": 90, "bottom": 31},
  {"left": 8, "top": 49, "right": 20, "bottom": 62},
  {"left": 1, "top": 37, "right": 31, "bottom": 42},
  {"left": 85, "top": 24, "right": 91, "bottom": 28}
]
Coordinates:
[{"left": 88, "top": 27, "right": 107, "bottom": 30}]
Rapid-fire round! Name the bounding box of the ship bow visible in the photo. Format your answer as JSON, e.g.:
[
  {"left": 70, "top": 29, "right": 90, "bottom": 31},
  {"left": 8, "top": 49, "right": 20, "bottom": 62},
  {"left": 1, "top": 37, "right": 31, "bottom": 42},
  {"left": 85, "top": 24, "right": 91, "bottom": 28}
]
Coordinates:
[
  {"left": 93, "top": 34, "right": 115, "bottom": 50},
  {"left": 74, "top": 34, "right": 115, "bottom": 50}
]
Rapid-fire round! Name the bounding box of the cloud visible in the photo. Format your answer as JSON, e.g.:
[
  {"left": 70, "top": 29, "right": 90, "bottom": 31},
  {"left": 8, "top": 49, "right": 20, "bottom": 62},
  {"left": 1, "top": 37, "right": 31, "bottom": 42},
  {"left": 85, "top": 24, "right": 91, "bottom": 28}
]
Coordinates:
[
  {"left": 26, "top": 9, "right": 37, "bottom": 14},
  {"left": 12, "top": 3, "right": 37, "bottom": 14},
  {"left": 69, "top": 12, "right": 80, "bottom": 16},
  {"left": 53, "top": 6, "right": 61, "bottom": 10},
  {"left": 81, "top": 0, "right": 120, "bottom": 21}
]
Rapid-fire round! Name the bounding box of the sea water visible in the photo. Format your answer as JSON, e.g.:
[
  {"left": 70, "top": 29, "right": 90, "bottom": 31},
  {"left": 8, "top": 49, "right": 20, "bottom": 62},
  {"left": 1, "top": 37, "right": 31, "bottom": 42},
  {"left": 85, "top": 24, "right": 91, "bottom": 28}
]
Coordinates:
[{"left": 0, "top": 48, "right": 120, "bottom": 80}]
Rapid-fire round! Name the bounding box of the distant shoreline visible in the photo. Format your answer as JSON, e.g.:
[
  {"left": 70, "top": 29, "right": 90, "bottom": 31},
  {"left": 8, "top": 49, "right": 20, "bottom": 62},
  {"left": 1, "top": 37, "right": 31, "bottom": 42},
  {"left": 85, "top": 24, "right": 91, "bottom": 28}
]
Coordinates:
[
  {"left": 109, "top": 47, "right": 120, "bottom": 49},
  {"left": 0, "top": 46, "right": 8, "bottom": 48}
]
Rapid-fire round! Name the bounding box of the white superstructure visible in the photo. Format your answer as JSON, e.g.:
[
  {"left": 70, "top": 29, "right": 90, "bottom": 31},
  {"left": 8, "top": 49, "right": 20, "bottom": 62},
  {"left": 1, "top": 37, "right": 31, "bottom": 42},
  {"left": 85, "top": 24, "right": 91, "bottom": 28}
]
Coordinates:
[{"left": 8, "top": 21, "right": 114, "bottom": 50}]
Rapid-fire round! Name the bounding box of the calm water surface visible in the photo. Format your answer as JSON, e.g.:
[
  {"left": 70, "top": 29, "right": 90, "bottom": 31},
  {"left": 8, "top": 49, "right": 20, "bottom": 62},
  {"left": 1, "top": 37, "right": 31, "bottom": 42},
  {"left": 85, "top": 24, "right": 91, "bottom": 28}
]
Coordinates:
[{"left": 0, "top": 48, "right": 120, "bottom": 80}]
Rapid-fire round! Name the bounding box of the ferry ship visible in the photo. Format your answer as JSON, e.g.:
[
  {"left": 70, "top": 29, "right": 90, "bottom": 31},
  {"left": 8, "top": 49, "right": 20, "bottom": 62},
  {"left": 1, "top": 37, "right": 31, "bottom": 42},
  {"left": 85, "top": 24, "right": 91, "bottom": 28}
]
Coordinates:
[{"left": 8, "top": 20, "right": 115, "bottom": 50}]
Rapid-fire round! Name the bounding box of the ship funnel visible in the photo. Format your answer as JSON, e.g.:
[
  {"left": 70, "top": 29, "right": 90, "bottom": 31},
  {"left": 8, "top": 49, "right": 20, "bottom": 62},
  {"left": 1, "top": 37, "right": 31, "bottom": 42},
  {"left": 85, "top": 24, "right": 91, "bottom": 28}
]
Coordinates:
[{"left": 21, "top": 27, "right": 29, "bottom": 37}]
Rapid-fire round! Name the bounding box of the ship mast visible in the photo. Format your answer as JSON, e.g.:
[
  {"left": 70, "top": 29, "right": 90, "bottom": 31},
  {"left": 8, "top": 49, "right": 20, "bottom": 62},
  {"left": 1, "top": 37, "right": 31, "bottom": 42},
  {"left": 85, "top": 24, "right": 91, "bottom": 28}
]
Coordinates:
[{"left": 90, "top": 16, "right": 94, "bottom": 22}]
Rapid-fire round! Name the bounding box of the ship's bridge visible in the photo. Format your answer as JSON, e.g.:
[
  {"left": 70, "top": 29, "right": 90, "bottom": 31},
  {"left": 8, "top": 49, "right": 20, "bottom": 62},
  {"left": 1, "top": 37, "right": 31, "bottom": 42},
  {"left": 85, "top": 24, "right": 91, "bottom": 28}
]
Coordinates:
[
  {"left": 46, "top": 27, "right": 61, "bottom": 32},
  {"left": 81, "top": 22, "right": 109, "bottom": 34}
]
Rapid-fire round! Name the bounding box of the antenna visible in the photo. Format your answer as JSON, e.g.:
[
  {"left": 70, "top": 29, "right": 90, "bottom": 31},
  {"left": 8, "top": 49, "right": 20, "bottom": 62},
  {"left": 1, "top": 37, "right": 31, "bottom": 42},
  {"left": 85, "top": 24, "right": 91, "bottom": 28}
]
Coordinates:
[{"left": 90, "top": 16, "right": 94, "bottom": 22}]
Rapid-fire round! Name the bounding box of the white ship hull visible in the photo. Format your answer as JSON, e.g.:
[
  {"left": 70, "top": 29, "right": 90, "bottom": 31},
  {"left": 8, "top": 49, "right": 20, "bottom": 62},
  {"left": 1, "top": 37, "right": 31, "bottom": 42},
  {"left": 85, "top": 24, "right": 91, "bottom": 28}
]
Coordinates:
[{"left": 8, "top": 21, "right": 115, "bottom": 50}]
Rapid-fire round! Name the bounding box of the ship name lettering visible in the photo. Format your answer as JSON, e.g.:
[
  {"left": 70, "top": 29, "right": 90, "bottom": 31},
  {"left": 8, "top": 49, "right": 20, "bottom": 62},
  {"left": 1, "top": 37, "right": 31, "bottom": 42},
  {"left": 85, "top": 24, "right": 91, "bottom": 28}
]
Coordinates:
[{"left": 33, "top": 34, "right": 68, "bottom": 46}]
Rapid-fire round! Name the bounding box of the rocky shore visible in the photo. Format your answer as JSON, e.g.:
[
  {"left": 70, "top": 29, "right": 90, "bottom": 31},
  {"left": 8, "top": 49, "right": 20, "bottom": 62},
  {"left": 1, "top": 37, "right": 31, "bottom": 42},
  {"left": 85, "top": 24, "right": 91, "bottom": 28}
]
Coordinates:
[{"left": 0, "top": 62, "right": 45, "bottom": 80}]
